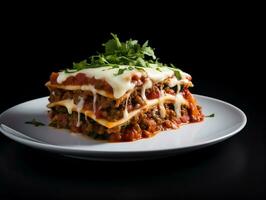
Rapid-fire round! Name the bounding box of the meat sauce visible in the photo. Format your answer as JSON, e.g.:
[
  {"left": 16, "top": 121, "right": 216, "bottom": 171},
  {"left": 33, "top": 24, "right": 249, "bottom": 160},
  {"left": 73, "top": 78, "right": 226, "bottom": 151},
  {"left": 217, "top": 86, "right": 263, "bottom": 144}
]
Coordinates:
[{"left": 50, "top": 72, "right": 113, "bottom": 93}]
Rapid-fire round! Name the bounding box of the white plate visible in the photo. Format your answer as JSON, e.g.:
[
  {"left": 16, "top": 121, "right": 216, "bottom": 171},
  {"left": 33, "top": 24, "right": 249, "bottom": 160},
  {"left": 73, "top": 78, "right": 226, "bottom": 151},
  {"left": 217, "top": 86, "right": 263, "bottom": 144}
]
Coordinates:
[{"left": 0, "top": 95, "right": 246, "bottom": 161}]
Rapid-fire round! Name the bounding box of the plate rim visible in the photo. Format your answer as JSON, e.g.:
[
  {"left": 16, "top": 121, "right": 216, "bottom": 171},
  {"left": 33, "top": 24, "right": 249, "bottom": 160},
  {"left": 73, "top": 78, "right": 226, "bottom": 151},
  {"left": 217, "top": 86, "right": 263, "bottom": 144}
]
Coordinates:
[{"left": 0, "top": 94, "right": 247, "bottom": 155}]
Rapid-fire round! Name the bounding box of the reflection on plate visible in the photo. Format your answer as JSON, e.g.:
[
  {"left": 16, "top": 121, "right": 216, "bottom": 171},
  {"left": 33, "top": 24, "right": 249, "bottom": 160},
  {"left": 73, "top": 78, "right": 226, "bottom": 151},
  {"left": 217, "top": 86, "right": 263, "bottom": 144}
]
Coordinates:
[{"left": 0, "top": 95, "right": 246, "bottom": 161}]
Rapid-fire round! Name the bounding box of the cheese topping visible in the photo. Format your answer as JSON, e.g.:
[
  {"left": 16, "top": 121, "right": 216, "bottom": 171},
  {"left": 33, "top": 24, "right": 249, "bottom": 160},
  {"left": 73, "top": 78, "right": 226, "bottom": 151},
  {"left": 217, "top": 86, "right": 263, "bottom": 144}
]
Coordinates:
[
  {"left": 141, "top": 79, "right": 152, "bottom": 100},
  {"left": 76, "top": 96, "right": 85, "bottom": 127},
  {"left": 174, "top": 93, "right": 188, "bottom": 117},
  {"left": 57, "top": 66, "right": 142, "bottom": 99},
  {"left": 143, "top": 65, "right": 174, "bottom": 83},
  {"left": 158, "top": 86, "right": 166, "bottom": 118},
  {"left": 63, "top": 99, "right": 74, "bottom": 114},
  {"left": 56, "top": 65, "right": 191, "bottom": 99}
]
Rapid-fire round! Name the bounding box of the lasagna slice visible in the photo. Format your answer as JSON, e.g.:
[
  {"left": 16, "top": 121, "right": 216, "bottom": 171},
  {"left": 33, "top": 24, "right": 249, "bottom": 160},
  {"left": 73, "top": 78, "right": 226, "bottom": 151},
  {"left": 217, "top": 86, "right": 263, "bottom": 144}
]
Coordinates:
[{"left": 46, "top": 34, "right": 203, "bottom": 142}]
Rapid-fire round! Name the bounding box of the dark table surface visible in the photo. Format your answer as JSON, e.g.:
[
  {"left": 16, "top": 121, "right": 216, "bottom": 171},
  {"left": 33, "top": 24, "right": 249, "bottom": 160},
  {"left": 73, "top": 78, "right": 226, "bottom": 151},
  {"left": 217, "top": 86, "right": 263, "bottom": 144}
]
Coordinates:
[{"left": 1, "top": 7, "right": 265, "bottom": 199}]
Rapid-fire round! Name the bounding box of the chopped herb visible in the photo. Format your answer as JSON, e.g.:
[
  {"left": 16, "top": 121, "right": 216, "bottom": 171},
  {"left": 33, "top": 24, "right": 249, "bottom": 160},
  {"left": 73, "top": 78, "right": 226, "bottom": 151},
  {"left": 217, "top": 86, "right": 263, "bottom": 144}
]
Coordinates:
[
  {"left": 111, "top": 64, "right": 120, "bottom": 68},
  {"left": 174, "top": 70, "right": 182, "bottom": 80},
  {"left": 73, "top": 60, "right": 89, "bottom": 70},
  {"left": 205, "top": 113, "right": 215, "bottom": 118},
  {"left": 127, "top": 66, "right": 134, "bottom": 70},
  {"left": 114, "top": 68, "right": 128, "bottom": 76},
  {"left": 63, "top": 33, "right": 182, "bottom": 76},
  {"left": 135, "top": 66, "right": 145, "bottom": 71},
  {"left": 25, "top": 118, "right": 45, "bottom": 127},
  {"left": 156, "top": 67, "right": 162, "bottom": 72},
  {"left": 169, "top": 64, "right": 182, "bottom": 80}
]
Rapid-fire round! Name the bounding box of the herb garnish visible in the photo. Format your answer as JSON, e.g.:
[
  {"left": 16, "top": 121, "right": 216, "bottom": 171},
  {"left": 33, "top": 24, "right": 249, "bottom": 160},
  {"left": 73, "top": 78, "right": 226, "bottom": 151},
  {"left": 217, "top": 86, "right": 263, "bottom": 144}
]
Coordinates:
[
  {"left": 25, "top": 118, "right": 45, "bottom": 127},
  {"left": 64, "top": 33, "right": 182, "bottom": 78},
  {"left": 205, "top": 113, "right": 215, "bottom": 118}
]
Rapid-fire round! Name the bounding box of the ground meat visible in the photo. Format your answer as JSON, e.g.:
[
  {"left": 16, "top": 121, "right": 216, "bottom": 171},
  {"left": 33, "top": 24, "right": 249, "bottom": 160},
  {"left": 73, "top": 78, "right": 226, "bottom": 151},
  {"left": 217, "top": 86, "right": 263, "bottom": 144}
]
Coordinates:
[
  {"left": 183, "top": 89, "right": 204, "bottom": 122},
  {"left": 145, "top": 86, "right": 160, "bottom": 99},
  {"left": 48, "top": 86, "right": 148, "bottom": 122}
]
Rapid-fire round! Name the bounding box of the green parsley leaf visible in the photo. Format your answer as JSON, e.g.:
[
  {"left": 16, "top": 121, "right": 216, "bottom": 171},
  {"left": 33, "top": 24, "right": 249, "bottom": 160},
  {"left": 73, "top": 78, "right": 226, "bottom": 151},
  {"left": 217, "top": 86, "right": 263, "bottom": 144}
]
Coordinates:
[
  {"left": 205, "top": 113, "right": 215, "bottom": 118},
  {"left": 73, "top": 60, "right": 88, "bottom": 70},
  {"left": 64, "top": 69, "right": 78, "bottom": 73},
  {"left": 169, "top": 64, "right": 182, "bottom": 80},
  {"left": 25, "top": 118, "right": 45, "bottom": 127},
  {"left": 156, "top": 67, "right": 162, "bottom": 72},
  {"left": 135, "top": 66, "right": 145, "bottom": 71},
  {"left": 142, "top": 41, "right": 156, "bottom": 59},
  {"left": 114, "top": 68, "right": 128, "bottom": 76},
  {"left": 103, "top": 33, "right": 121, "bottom": 55},
  {"left": 174, "top": 70, "right": 182, "bottom": 80},
  {"left": 127, "top": 66, "right": 134, "bottom": 70},
  {"left": 136, "top": 57, "right": 147, "bottom": 67}
]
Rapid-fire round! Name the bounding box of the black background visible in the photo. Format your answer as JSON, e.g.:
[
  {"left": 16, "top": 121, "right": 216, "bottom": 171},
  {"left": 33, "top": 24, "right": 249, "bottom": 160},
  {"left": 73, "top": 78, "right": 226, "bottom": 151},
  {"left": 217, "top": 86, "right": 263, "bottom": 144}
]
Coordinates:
[{"left": 0, "top": 3, "right": 265, "bottom": 200}]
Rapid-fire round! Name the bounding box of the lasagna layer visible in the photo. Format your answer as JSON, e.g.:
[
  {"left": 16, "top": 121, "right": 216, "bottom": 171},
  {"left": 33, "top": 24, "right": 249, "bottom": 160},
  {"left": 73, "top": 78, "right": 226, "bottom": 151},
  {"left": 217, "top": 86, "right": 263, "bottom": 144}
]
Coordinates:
[{"left": 48, "top": 97, "right": 203, "bottom": 142}]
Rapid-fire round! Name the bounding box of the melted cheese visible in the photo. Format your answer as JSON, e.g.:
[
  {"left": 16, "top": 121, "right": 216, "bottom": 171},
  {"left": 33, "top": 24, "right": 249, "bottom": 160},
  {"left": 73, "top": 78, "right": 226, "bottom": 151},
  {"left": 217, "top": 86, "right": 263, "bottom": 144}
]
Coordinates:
[
  {"left": 123, "top": 95, "right": 129, "bottom": 119},
  {"left": 55, "top": 65, "right": 191, "bottom": 99},
  {"left": 168, "top": 76, "right": 179, "bottom": 87},
  {"left": 159, "top": 101, "right": 166, "bottom": 118},
  {"left": 143, "top": 65, "right": 174, "bottom": 82},
  {"left": 158, "top": 86, "right": 166, "bottom": 118},
  {"left": 57, "top": 66, "right": 142, "bottom": 99},
  {"left": 141, "top": 79, "right": 152, "bottom": 100},
  {"left": 76, "top": 97, "right": 85, "bottom": 127},
  {"left": 63, "top": 99, "right": 74, "bottom": 114},
  {"left": 174, "top": 93, "right": 188, "bottom": 117}
]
